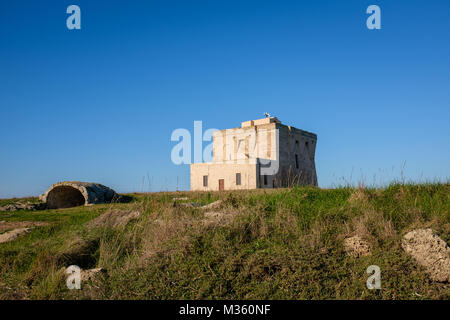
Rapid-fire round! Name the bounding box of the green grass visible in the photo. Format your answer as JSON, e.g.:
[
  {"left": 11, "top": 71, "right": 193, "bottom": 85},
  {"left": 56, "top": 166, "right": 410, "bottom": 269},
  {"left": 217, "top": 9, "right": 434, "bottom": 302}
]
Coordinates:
[
  {"left": 0, "top": 184, "right": 448, "bottom": 300},
  {"left": 0, "top": 197, "right": 40, "bottom": 207}
]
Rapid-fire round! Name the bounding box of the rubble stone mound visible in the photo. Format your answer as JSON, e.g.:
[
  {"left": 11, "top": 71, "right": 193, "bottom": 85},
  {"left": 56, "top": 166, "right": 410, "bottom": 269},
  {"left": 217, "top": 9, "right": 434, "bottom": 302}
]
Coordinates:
[
  {"left": 402, "top": 228, "right": 450, "bottom": 282},
  {"left": 40, "top": 181, "right": 119, "bottom": 209},
  {"left": 344, "top": 235, "right": 371, "bottom": 257}
]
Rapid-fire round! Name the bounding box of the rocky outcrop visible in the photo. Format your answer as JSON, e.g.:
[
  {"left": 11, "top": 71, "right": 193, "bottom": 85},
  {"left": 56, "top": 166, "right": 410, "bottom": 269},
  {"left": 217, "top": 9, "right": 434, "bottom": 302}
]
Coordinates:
[
  {"left": 40, "top": 181, "right": 119, "bottom": 209},
  {"left": 402, "top": 228, "right": 450, "bottom": 282},
  {"left": 0, "top": 202, "right": 45, "bottom": 212}
]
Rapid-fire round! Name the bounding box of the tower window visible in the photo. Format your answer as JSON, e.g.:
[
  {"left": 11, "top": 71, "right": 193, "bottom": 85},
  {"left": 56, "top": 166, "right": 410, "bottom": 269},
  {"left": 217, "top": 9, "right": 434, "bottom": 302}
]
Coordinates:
[
  {"left": 236, "top": 173, "right": 241, "bottom": 185},
  {"left": 295, "top": 154, "right": 299, "bottom": 169},
  {"left": 203, "top": 175, "right": 208, "bottom": 187}
]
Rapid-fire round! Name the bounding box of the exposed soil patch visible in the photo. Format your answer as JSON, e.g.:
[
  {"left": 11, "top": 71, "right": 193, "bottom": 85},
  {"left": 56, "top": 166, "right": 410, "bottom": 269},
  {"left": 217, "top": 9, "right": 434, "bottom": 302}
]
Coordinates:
[
  {"left": 402, "top": 228, "right": 450, "bottom": 282},
  {"left": 0, "top": 221, "right": 49, "bottom": 233},
  {"left": 0, "top": 228, "right": 31, "bottom": 244},
  {"left": 87, "top": 209, "right": 141, "bottom": 229},
  {"left": 343, "top": 235, "right": 371, "bottom": 257}
]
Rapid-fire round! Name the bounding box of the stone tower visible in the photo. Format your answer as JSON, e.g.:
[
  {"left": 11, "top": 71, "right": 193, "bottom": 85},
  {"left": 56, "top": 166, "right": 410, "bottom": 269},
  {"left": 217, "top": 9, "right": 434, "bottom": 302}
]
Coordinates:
[{"left": 191, "top": 117, "right": 317, "bottom": 191}]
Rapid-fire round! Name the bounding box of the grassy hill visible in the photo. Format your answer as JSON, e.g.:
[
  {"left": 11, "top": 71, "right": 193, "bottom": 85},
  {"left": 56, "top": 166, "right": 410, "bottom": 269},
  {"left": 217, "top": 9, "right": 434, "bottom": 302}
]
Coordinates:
[{"left": 0, "top": 183, "right": 448, "bottom": 299}]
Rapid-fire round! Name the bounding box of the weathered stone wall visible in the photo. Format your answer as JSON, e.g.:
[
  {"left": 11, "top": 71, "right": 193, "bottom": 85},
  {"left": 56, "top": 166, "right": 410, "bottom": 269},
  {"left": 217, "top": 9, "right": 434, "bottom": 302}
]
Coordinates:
[
  {"left": 191, "top": 163, "right": 258, "bottom": 191},
  {"left": 274, "top": 123, "right": 318, "bottom": 186}
]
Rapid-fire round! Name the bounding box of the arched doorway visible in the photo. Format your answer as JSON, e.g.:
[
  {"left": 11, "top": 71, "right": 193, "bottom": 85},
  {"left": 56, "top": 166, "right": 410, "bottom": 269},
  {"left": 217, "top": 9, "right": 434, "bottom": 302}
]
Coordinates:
[{"left": 46, "top": 186, "right": 86, "bottom": 209}]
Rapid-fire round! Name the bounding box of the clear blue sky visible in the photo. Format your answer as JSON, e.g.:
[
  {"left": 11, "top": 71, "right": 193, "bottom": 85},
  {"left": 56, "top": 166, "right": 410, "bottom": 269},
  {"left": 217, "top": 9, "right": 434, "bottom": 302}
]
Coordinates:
[{"left": 1, "top": 0, "right": 449, "bottom": 197}]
